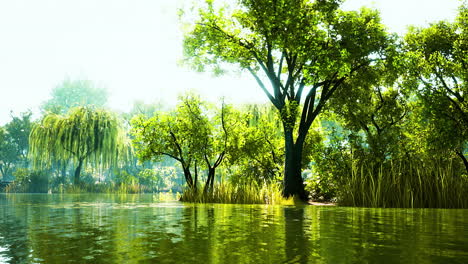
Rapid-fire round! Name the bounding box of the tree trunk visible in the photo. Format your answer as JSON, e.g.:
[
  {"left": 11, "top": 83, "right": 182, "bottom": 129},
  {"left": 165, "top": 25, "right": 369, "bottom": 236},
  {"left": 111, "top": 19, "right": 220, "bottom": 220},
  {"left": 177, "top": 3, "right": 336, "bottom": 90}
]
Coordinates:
[
  {"left": 194, "top": 161, "right": 198, "bottom": 192},
  {"left": 283, "top": 129, "right": 308, "bottom": 201},
  {"left": 203, "top": 168, "right": 215, "bottom": 194},
  {"left": 210, "top": 168, "right": 215, "bottom": 190},
  {"left": 74, "top": 159, "right": 84, "bottom": 185},
  {"left": 60, "top": 160, "right": 68, "bottom": 184},
  {"left": 183, "top": 167, "right": 194, "bottom": 189}
]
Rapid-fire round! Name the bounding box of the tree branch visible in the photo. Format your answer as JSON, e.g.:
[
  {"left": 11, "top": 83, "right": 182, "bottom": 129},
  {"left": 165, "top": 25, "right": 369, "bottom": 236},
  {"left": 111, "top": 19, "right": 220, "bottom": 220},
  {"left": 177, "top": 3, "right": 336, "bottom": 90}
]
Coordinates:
[
  {"left": 247, "top": 67, "right": 279, "bottom": 108},
  {"left": 435, "top": 70, "right": 463, "bottom": 103}
]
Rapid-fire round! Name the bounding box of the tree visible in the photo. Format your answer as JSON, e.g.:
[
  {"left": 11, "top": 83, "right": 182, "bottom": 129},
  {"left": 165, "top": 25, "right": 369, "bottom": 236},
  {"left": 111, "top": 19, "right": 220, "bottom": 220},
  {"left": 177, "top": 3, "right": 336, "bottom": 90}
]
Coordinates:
[
  {"left": 29, "top": 107, "right": 129, "bottom": 185},
  {"left": 131, "top": 93, "right": 242, "bottom": 192},
  {"left": 5, "top": 111, "right": 33, "bottom": 167},
  {"left": 0, "top": 111, "right": 33, "bottom": 180},
  {"left": 199, "top": 101, "right": 243, "bottom": 193},
  {"left": 183, "top": 0, "right": 391, "bottom": 199},
  {"left": 331, "top": 72, "right": 408, "bottom": 164},
  {"left": 41, "top": 79, "right": 109, "bottom": 114},
  {"left": 131, "top": 94, "right": 208, "bottom": 190},
  {"left": 404, "top": 4, "right": 468, "bottom": 172},
  {"left": 0, "top": 127, "right": 17, "bottom": 180}
]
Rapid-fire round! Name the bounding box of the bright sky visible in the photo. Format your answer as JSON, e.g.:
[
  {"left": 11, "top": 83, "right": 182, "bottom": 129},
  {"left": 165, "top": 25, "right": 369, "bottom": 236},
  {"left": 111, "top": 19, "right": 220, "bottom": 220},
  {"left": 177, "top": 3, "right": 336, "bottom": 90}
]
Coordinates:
[{"left": 0, "top": 0, "right": 462, "bottom": 125}]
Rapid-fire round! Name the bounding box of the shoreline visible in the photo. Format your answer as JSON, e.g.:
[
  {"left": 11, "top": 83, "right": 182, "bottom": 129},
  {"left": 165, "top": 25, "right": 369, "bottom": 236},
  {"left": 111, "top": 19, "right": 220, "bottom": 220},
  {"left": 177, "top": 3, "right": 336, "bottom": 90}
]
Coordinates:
[{"left": 309, "top": 201, "right": 337, "bottom": 206}]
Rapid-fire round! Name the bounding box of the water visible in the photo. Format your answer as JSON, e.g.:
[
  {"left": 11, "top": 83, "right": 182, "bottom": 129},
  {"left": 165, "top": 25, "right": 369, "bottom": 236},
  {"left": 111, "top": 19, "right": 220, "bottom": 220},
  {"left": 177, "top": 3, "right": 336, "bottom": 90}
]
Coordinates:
[{"left": 0, "top": 194, "right": 467, "bottom": 264}]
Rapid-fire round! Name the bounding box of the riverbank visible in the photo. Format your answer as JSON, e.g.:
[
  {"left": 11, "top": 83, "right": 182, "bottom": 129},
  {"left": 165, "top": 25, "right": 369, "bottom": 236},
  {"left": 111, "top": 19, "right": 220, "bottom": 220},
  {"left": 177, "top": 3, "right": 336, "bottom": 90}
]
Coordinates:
[{"left": 309, "top": 201, "right": 336, "bottom": 206}]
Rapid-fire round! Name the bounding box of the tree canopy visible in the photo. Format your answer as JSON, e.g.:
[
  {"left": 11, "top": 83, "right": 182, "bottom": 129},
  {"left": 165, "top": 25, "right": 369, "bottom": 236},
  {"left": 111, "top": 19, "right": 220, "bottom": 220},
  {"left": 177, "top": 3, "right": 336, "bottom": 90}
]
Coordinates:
[{"left": 404, "top": 5, "right": 468, "bottom": 171}]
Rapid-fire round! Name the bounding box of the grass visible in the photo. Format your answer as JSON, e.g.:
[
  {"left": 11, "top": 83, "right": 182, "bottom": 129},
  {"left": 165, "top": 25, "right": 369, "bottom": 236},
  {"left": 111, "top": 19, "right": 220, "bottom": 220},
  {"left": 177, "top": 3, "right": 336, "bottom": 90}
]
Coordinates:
[
  {"left": 4, "top": 181, "right": 149, "bottom": 194},
  {"left": 338, "top": 160, "right": 468, "bottom": 208},
  {"left": 4, "top": 179, "right": 293, "bottom": 205},
  {"left": 61, "top": 183, "right": 147, "bottom": 194},
  {"left": 179, "top": 181, "right": 300, "bottom": 205}
]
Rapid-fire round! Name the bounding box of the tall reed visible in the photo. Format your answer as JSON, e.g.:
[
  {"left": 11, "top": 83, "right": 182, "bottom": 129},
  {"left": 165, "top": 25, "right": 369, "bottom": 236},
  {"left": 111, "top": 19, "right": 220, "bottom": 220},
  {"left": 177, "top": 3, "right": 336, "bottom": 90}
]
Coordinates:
[
  {"left": 180, "top": 181, "right": 296, "bottom": 205},
  {"left": 338, "top": 160, "right": 468, "bottom": 208},
  {"left": 3, "top": 182, "right": 149, "bottom": 194}
]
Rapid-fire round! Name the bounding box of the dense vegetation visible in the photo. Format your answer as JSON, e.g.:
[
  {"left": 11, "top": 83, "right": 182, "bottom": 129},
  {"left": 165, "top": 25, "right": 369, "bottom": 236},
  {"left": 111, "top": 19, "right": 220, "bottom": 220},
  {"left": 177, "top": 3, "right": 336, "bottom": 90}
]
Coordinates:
[{"left": 1, "top": 1, "right": 467, "bottom": 208}]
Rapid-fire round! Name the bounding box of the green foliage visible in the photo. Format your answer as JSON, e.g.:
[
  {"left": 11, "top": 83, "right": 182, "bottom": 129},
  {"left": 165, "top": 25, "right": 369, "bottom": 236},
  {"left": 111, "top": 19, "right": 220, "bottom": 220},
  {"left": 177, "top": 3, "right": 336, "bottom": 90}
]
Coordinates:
[
  {"left": 12, "top": 168, "right": 32, "bottom": 184},
  {"left": 134, "top": 167, "right": 177, "bottom": 192},
  {"left": 305, "top": 115, "right": 347, "bottom": 200},
  {"left": 0, "top": 127, "right": 18, "bottom": 180},
  {"left": 0, "top": 111, "right": 33, "bottom": 180},
  {"left": 131, "top": 92, "right": 244, "bottom": 191},
  {"left": 229, "top": 104, "right": 284, "bottom": 184},
  {"left": 29, "top": 107, "right": 130, "bottom": 184},
  {"left": 41, "top": 79, "right": 109, "bottom": 114},
  {"left": 131, "top": 93, "right": 208, "bottom": 188},
  {"left": 6, "top": 168, "right": 48, "bottom": 193},
  {"left": 334, "top": 86, "right": 408, "bottom": 163},
  {"left": 4, "top": 111, "right": 33, "bottom": 164},
  {"left": 131, "top": 94, "right": 204, "bottom": 163},
  {"left": 404, "top": 4, "right": 468, "bottom": 165},
  {"left": 280, "top": 100, "right": 299, "bottom": 130},
  {"left": 183, "top": 0, "right": 389, "bottom": 79},
  {"left": 300, "top": 5, "right": 468, "bottom": 207},
  {"left": 306, "top": 111, "right": 468, "bottom": 208}
]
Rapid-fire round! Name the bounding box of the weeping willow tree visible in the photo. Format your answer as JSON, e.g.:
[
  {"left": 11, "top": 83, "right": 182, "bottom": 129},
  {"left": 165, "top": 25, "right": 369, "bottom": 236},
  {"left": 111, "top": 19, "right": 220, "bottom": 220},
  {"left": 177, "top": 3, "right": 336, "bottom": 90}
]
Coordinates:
[{"left": 29, "top": 107, "right": 130, "bottom": 185}]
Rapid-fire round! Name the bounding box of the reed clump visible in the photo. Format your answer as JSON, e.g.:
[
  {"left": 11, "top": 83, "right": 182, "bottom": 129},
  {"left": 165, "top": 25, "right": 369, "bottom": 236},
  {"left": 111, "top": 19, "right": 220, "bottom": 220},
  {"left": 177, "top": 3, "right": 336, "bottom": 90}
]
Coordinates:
[
  {"left": 338, "top": 160, "right": 468, "bottom": 208},
  {"left": 180, "top": 181, "right": 297, "bottom": 205},
  {"left": 61, "top": 182, "right": 147, "bottom": 194}
]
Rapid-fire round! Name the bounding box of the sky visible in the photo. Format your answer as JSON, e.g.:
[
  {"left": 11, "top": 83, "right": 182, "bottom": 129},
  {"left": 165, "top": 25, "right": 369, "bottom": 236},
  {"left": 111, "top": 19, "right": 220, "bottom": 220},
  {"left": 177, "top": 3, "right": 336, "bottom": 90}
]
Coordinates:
[{"left": 0, "top": 0, "right": 462, "bottom": 125}]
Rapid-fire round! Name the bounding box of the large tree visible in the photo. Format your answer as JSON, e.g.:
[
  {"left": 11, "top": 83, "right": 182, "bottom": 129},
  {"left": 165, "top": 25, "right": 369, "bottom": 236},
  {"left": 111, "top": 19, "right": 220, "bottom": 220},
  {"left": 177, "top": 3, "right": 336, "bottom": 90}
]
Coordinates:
[
  {"left": 183, "top": 0, "right": 391, "bottom": 199},
  {"left": 404, "top": 4, "right": 468, "bottom": 172},
  {"left": 29, "top": 107, "right": 129, "bottom": 185}
]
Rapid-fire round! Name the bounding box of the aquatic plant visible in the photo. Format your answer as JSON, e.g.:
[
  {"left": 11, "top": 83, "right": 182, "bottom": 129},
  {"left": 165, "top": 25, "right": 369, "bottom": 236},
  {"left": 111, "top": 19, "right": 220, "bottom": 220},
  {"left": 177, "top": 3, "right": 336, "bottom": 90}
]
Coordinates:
[
  {"left": 180, "top": 181, "right": 297, "bottom": 205},
  {"left": 338, "top": 160, "right": 468, "bottom": 208}
]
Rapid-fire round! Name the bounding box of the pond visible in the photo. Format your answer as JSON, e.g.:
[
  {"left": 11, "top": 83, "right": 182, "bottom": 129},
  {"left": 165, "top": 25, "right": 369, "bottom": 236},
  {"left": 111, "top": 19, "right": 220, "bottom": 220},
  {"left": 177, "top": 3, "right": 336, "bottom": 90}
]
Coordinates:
[{"left": 0, "top": 194, "right": 467, "bottom": 264}]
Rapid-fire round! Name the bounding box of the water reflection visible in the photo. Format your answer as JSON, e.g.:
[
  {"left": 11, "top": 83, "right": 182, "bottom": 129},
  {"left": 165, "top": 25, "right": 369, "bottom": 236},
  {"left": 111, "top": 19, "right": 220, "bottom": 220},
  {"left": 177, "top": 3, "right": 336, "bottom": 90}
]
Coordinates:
[
  {"left": 0, "top": 194, "right": 467, "bottom": 263},
  {"left": 284, "top": 207, "right": 307, "bottom": 263},
  {"left": 0, "top": 195, "right": 30, "bottom": 263}
]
